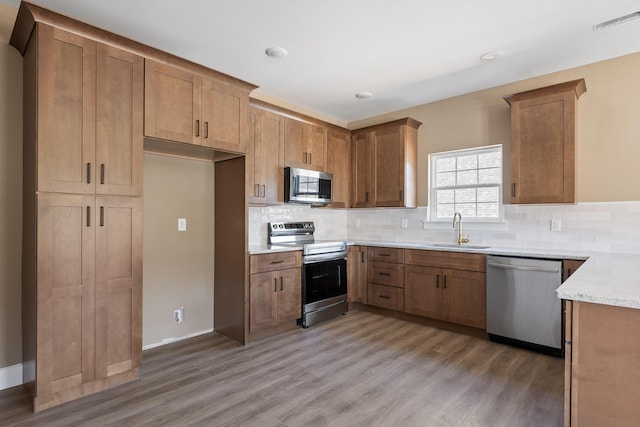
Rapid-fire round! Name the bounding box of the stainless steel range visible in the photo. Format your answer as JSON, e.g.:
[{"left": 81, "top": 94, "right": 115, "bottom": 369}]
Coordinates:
[{"left": 269, "top": 222, "right": 348, "bottom": 327}]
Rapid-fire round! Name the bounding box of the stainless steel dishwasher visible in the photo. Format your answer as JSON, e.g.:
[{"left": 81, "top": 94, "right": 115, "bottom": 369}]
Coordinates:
[{"left": 486, "top": 255, "right": 563, "bottom": 356}]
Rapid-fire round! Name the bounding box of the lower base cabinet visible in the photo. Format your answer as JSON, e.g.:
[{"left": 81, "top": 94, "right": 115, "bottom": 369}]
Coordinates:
[
  {"left": 347, "top": 246, "right": 367, "bottom": 304},
  {"left": 249, "top": 251, "right": 302, "bottom": 339},
  {"left": 404, "top": 266, "right": 486, "bottom": 329},
  {"left": 565, "top": 300, "right": 640, "bottom": 426}
]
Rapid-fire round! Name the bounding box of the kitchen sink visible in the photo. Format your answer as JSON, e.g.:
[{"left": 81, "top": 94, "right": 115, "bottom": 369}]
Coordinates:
[{"left": 429, "top": 243, "right": 491, "bottom": 250}]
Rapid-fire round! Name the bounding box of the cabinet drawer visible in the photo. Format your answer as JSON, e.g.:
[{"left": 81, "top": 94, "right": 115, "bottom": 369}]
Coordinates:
[
  {"left": 367, "top": 283, "right": 404, "bottom": 311},
  {"left": 368, "top": 261, "right": 404, "bottom": 288},
  {"left": 368, "top": 246, "right": 404, "bottom": 263},
  {"left": 405, "top": 249, "right": 486, "bottom": 272},
  {"left": 250, "top": 251, "right": 301, "bottom": 274}
]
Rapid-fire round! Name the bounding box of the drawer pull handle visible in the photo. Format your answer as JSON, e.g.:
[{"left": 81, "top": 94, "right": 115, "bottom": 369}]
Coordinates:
[
  {"left": 378, "top": 272, "right": 391, "bottom": 276},
  {"left": 379, "top": 295, "right": 391, "bottom": 299},
  {"left": 379, "top": 253, "right": 391, "bottom": 257},
  {"left": 270, "top": 260, "right": 285, "bottom": 264}
]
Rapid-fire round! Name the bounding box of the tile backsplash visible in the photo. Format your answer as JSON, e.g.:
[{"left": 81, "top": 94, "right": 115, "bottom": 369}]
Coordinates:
[{"left": 249, "top": 202, "right": 640, "bottom": 254}]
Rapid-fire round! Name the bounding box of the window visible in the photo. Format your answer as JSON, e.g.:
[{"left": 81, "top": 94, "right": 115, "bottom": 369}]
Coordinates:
[{"left": 429, "top": 145, "right": 502, "bottom": 221}]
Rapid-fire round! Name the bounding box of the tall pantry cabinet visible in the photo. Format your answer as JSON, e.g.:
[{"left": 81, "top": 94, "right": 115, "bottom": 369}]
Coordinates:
[{"left": 19, "top": 23, "right": 143, "bottom": 411}]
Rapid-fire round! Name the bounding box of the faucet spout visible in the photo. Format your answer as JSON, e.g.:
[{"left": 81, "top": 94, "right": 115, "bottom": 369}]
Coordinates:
[{"left": 452, "top": 212, "right": 469, "bottom": 245}]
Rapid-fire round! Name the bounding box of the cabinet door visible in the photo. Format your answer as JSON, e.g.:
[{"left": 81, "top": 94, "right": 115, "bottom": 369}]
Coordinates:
[
  {"left": 351, "top": 131, "right": 372, "bottom": 207},
  {"left": 247, "top": 107, "right": 261, "bottom": 204},
  {"left": 36, "top": 194, "right": 95, "bottom": 404},
  {"left": 511, "top": 91, "right": 575, "bottom": 204},
  {"left": 347, "top": 246, "right": 368, "bottom": 304},
  {"left": 405, "top": 265, "right": 443, "bottom": 319},
  {"left": 373, "top": 125, "right": 405, "bottom": 207},
  {"left": 201, "top": 78, "right": 247, "bottom": 153},
  {"left": 442, "top": 269, "right": 486, "bottom": 329},
  {"left": 277, "top": 268, "right": 302, "bottom": 324},
  {"left": 144, "top": 59, "right": 202, "bottom": 145},
  {"left": 95, "top": 196, "right": 142, "bottom": 379},
  {"left": 37, "top": 25, "right": 96, "bottom": 194},
  {"left": 249, "top": 271, "right": 278, "bottom": 333},
  {"left": 306, "top": 124, "right": 327, "bottom": 171},
  {"left": 260, "top": 111, "right": 284, "bottom": 204},
  {"left": 327, "top": 129, "right": 351, "bottom": 208},
  {"left": 96, "top": 44, "right": 143, "bottom": 196},
  {"left": 247, "top": 108, "right": 284, "bottom": 204},
  {"left": 284, "top": 117, "right": 307, "bottom": 168}
]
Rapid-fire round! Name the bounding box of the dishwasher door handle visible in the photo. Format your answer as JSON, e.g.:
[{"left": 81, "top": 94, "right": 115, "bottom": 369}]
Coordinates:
[{"left": 487, "top": 262, "right": 560, "bottom": 274}]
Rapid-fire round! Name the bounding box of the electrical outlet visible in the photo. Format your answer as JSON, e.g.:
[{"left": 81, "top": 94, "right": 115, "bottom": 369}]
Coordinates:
[
  {"left": 178, "top": 218, "right": 187, "bottom": 232},
  {"left": 551, "top": 219, "right": 562, "bottom": 232},
  {"left": 401, "top": 219, "right": 408, "bottom": 229},
  {"left": 173, "top": 307, "right": 184, "bottom": 324}
]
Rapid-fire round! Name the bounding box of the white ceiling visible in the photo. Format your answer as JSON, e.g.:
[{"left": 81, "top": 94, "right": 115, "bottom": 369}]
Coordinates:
[{"left": 3, "top": 0, "right": 640, "bottom": 124}]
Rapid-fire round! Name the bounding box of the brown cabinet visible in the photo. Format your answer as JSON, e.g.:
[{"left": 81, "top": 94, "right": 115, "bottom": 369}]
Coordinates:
[
  {"left": 247, "top": 107, "right": 284, "bottom": 204},
  {"left": 351, "top": 118, "right": 421, "bottom": 208},
  {"left": 347, "top": 246, "right": 367, "bottom": 304},
  {"left": 505, "top": 79, "right": 586, "bottom": 204},
  {"left": 404, "top": 249, "right": 487, "bottom": 329},
  {"left": 34, "top": 194, "right": 142, "bottom": 410},
  {"left": 145, "top": 59, "right": 248, "bottom": 153},
  {"left": 562, "top": 259, "right": 585, "bottom": 282},
  {"left": 20, "top": 23, "right": 144, "bottom": 411},
  {"left": 326, "top": 129, "right": 351, "bottom": 208},
  {"left": 367, "top": 247, "right": 405, "bottom": 311},
  {"left": 284, "top": 117, "right": 327, "bottom": 171},
  {"left": 564, "top": 301, "right": 640, "bottom": 426},
  {"left": 37, "top": 26, "right": 143, "bottom": 197},
  {"left": 249, "top": 252, "right": 302, "bottom": 336}
]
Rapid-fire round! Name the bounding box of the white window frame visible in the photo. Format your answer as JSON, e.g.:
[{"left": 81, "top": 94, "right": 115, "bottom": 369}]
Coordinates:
[{"left": 428, "top": 144, "right": 503, "bottom": 222}]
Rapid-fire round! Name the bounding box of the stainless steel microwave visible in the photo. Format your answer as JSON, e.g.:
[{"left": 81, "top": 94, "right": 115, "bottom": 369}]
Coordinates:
[{"left": 284, "top": 167, "right": 333, "bottom": 205}]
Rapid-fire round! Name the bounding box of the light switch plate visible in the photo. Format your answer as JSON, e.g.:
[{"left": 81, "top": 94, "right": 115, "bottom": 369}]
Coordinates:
[
  {"left": 178, "top": 218, "right": 187, "bottom": 232},
  {"left": 551, "top": 219, "right": 561, "bottom": 232}
]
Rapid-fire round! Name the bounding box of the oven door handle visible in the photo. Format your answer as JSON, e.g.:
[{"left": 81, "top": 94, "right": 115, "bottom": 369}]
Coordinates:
[{"left": 303, "top": 252, "right": 347, "bottom": 264}]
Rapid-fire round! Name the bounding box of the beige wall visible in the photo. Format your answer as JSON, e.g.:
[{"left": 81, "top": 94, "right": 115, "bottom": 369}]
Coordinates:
[
  {"left": 349, "top": 52, "right": 640, "bottom": 205},
  {"left": 0, "top": 3, "right": 22, "bottom": 369},
  {"left": 142, "top": 153, "right": 215, "bottom": 347}
]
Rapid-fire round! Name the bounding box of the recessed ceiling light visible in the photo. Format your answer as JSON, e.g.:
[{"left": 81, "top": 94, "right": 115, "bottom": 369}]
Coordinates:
[
  {"left": 480, "top": 51, "right": 504, "bottom": 62},
  {"left": 265, "top": 47, "right": 288, "bottom": 58},
  {"left": 593, "top": 11, "right": 640, "bottom": 31},
  {"left": 355, "top": 91, "right": 373, "bottom": 99}
]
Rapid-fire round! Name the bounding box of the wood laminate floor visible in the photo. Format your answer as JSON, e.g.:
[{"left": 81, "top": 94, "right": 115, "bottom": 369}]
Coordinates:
[{"left": 0, "top": 310, "right": 564, "bottom": 426}]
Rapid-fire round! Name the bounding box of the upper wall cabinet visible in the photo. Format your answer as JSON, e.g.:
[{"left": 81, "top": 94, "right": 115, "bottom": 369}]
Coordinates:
[
  {"left": 351, "top": 118, "right": 422, "bottom": 208},
  {"left": 326, "top": 128, "right": 351, "bottom": 208},
  {"left": 145, "top": 60, "right": 249, "bottom": 153},
  {"left": 247, "top": 107, "right": 284, "bottom": 205},
  {"left": 505, "top": 79, "right": 586, "bottom": 204},
  {"left": 35, "top": 25, "right": 143, "bottom": 197},
  {"left": 284, "top": 117, "right": 327, "bottom": 171}
]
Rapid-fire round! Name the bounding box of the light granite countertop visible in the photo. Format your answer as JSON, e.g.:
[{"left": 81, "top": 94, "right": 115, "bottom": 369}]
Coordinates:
[{"left": 248, "top": 240, "right": 640, "bottom": 310}]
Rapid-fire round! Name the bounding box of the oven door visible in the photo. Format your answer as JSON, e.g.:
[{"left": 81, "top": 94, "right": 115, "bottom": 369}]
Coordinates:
[{"left": 302, "top": 257, "right": 347, "bottom": 309}]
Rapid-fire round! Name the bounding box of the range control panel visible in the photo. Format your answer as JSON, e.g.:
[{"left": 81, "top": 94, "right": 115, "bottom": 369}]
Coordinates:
[{"left": 269, "top": 222, "right": 315, "bottom": 236}]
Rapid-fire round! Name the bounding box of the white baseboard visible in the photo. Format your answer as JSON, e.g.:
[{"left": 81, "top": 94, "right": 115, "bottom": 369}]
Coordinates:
[
  {"left": 0, "top": 364, "right": 22, "bottom": 390},
  {"left": 142, "top": 328, "right": 214, "bottom": 351}
]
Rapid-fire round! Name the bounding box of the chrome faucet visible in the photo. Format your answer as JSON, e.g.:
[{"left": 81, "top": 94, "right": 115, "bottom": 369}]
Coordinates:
[{"left": 452, "top": 212, "right": 469, "bottom": 245}]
